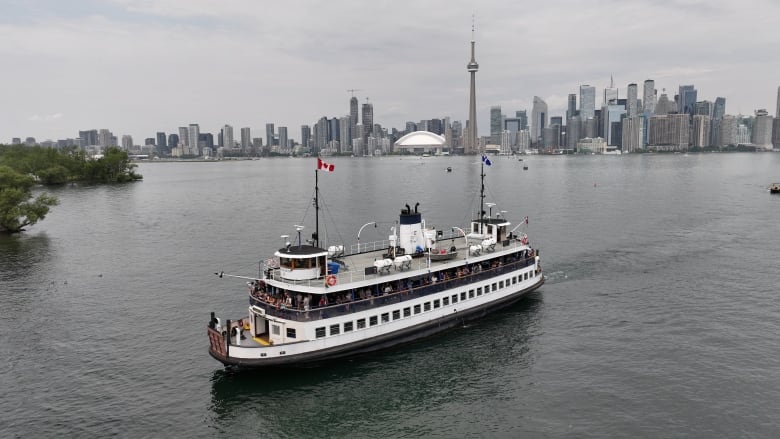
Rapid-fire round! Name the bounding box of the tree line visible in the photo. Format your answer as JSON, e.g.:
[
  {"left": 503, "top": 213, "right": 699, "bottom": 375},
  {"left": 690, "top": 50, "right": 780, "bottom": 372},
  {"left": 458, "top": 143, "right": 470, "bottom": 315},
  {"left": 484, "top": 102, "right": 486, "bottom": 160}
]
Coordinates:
[{"left": 0, "top": 145, "right": 142, "bottom": 234}]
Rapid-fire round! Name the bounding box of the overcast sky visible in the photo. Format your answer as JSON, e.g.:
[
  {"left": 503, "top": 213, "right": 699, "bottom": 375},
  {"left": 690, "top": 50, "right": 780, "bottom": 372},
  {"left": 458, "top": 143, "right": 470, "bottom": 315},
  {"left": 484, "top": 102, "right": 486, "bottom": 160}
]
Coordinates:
[{"left": 2, "top": 0, "right": 779, "bottom": 143}]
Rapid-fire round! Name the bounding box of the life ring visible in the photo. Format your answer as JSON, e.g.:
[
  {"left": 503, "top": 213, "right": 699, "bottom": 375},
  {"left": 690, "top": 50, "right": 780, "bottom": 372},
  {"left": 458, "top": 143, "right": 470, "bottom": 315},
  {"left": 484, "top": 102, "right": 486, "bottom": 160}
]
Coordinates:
[
  {"left": 520, "top": 234, "right": 528, "bottom": 245},
  {"left": 326, "top": 275, "right": 337, "bottom": 287}
]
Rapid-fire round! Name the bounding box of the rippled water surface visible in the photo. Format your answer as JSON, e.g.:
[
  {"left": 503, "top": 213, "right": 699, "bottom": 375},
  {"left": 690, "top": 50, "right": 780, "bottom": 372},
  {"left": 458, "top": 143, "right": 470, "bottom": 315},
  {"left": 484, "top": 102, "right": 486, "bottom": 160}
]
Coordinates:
[{"left": 2, "top": 153, "right": 780, "bottom": 438}]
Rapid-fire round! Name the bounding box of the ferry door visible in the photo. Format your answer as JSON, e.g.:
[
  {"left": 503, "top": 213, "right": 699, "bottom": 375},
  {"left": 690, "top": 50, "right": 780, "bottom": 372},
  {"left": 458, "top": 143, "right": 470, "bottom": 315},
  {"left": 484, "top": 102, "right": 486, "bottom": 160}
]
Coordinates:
[{"left": 253, "top": 314, "right": 268, "bottom": 337}]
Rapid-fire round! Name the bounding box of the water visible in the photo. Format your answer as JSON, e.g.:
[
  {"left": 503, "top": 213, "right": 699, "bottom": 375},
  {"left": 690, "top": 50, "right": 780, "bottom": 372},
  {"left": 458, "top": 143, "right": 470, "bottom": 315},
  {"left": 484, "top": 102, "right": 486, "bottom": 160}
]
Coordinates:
[{"left": 2, "top": 154, "right": 780, "bottom": 438}]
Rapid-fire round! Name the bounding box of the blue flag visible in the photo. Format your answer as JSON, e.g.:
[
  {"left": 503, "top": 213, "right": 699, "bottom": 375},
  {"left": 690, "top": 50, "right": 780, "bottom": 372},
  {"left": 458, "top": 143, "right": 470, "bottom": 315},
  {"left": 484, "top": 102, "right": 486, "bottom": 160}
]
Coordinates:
[{"left": 482, "top": 154, "right": 492, "bottom": 166}]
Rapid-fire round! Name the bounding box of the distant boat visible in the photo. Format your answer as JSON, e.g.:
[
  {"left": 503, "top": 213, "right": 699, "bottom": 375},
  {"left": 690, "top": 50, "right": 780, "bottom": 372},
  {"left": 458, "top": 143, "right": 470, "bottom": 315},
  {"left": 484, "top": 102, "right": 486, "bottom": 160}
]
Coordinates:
[
  {"left": 446, "top": 166, "right": 452, "bottom": 172},
  {"left": 523, "top": 166, "right": 528, "bottom": 170},
  {"left": 770, "top": 183, "right": 780, "bottom": 194}
]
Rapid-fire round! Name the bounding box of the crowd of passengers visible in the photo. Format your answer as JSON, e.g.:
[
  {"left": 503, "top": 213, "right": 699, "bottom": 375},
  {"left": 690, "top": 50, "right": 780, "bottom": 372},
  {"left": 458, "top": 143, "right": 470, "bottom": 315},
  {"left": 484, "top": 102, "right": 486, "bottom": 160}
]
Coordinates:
[{"left": 249, "top": 249, "right": 537, "bottom": 312}]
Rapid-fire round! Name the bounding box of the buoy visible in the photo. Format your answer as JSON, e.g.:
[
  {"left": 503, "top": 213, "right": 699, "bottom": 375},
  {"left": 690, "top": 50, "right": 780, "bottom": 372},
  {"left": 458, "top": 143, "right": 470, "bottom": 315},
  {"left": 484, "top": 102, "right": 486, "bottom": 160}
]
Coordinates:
[{"left": 326, "top": 275, "right": 337, "bottom": 287}]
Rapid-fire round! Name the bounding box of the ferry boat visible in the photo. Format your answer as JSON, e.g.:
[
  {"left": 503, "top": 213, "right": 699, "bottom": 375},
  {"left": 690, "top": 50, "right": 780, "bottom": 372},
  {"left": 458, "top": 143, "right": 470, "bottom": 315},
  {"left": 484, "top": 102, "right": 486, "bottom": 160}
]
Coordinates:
[
  {"left": 207, "top": 159, "right": 544, "bottom": 368},
  {"left": 769, "top": 183, "right": 780, "bottom": 194}
]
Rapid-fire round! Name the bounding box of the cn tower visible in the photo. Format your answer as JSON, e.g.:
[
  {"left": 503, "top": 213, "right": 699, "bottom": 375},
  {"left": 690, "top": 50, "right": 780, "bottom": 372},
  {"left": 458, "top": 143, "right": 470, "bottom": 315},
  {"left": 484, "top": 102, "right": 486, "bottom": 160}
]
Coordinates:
[{"left": 466, "top": 23, "right": 479, "bottom": 154}]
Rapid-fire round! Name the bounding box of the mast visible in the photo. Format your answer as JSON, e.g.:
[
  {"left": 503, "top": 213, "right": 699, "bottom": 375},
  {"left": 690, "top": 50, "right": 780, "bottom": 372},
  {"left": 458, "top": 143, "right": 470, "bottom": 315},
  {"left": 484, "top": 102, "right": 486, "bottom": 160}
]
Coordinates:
[
  {"left": 480, "top": 159, "right": 485, "bottom": 235},
  {"left": 314, "top": 169, "right": 320, "bottom": 248}
]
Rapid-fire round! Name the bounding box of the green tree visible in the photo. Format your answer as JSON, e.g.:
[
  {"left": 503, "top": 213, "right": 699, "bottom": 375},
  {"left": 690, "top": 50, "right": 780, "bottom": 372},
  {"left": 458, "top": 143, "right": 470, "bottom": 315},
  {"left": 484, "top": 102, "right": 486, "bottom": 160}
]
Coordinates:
[
  {"left": 0, "top": 165, "right": 59, "bottom": 234},
  {"left": 82, "top": 147, "right": 142, "bottom": 183}
]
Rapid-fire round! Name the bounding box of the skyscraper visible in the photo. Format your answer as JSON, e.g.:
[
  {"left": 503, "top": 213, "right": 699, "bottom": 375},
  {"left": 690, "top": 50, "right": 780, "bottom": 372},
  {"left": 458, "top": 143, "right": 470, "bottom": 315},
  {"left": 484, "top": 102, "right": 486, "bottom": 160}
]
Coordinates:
[
  {"left": 713, "top": 97, "right": 726, "bottom": 120},
  {"left": 531, "top": 96, "right": 548, "bottom": 144},
  {"left": 627, "top": 83, "right": 638, "bottom": 117},
  {"left": 694, "top": 101, "right": 714, "bottom": 117},
  {"left": 490, "top": 106, "right": 502, "bottom": 144},
  {"left": 752, "top": 109, "right": 773, "bottom": 149},
  {"left": 466, "top": 26, "right": 479, "bottom": 154},
  {"left": 604, "top": 76, "right": 618, "bottom": 104},
  {"left": 240, "top": 127, "right": 251, "bottom": 151},
  {"left": 121, "top": 135, "right": 133, "bottom": 150},
  {"left": 155, "top": 132, "right": 167, "bottom": 151},
  {"left": 515, "top": 110, "right": 528, "bottom": 130},
  {"left": 338, "top": 117, "right": 350, "bottom": 154},
  {"left": 678, "top": 85, "right": 697, "bottom": 116},
  {"left": 772, "top": 118, "right": 780, "bottom": 150},
  {"left": 188, "top": 124, "right": 200, "bottom": 156},
  {"left": 350, "top": 97, "right": 359, "bottom": 126},
  {"left": 579, "top": 85, "right": 595, "bottom": 120},
  {"left": 177, "top": 127, "right": 188, "bottom": 148},
  {"left": 643, "top": 80, "right": 656, "bottom": 114},
  {"left": 362, "top": 100, "right": 374, "bottom": 138},
  {"left": 278, "top": 127, "right": 288, "bottom": 152},
  {"left": 167, "top": 134, "right": 179, "bottom": 152},
  {"left": 692, "top": 115, "right": 711, "bottom": 148},
  {"left": 567, "top": 94, "right": 577, "bottom": 120},
  {"left": 223, "top": 124, "right": 234, "bottom": 150},
  {"left": 265, "top": 124, "right": 275, "bottom": 150},
  {"left": 776, "top": 86, "right": 780, "bottom": 117},
  {"left": 301, "top": 125, "right": 311, "bottom": 150}
]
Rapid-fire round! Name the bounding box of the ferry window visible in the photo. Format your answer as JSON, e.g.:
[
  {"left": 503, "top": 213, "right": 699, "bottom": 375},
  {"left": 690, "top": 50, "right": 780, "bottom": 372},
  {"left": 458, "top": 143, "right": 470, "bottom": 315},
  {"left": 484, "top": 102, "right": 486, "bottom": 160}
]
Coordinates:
[
  {"left": 443, "top": 297, "right": 449, "bottom": 306},
  {"left": 460, "top": 292, "right": 466, "bottom": 301},
  {"left": 499, "top": 281, "right": 504, "bottom": 289},
  {"left": 286, "top": 328, "right": 296, "bottom": 338},
  {"left": 512, "top": 277, "right": 517, "bottom": 284},
  {"left": 452, "top": 294, "right": 458, "bottom": 303},
  {"left": 472, "top": 223, "right": 479, "bottom": 233},
  {"left": 403, "top": 307, "right": 411, "bottom": 317},
  {"left": 357, "top": 318, "right": 366, "bottom": 329},
  {"left": 370, "top": 316, "right": 378, "bottom": 326},
  {"left": 280, "top": 257, "right": 291, "bottom": 268},
  {"left": 381, "top": 313, "right": 390, "bottom": 323},
  {"left": 471, "top": 289, "right": 477, "bottom": 298},
  {"left": 433, "top": 299, "right": 440, "bottom": 309},
  {"left": 492, "top": 283, "right": 497, "bottom": 291},
  {"left": 414, "top": 304, "right": 421, "bottom": 314},
  {"left": 424, "top": 302, "right": 431, "bottom": 312},
  {"left": 330, "top": 324, "right": 340, "bottom": 336},
  {"left": 392, "top": 310, "right": 401, "bottom": 320},
  {"left": 344, "top": 321, "right": 353, "bottom": 332},
  {"left": 316, "top": 327, "right": 326, "bottom": 338},
  {"left": 272, "top": 325, "right": 280, "bottom": 335}
]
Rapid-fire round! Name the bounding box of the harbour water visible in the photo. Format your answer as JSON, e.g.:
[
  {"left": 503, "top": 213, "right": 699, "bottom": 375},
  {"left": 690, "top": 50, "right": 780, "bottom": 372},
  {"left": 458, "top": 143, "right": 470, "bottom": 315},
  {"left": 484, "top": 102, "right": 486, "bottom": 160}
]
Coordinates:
[{"left": 2, "top": 153, "right": 780, "bottom": 437}]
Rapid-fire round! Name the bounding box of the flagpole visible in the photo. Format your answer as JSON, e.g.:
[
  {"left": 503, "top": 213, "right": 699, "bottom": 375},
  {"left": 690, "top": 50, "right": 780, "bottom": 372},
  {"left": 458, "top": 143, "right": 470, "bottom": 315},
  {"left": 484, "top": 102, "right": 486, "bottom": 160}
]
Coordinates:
[{"left": 315, "top": 168, "right": 319, "bottom": 248}]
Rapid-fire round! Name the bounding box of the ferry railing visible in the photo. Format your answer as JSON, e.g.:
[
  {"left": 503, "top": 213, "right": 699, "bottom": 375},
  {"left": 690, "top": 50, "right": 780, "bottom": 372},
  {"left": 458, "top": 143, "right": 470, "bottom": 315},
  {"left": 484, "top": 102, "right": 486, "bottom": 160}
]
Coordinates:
[
  {"left": 264, "top": 256, "right": 432, "bottom": 287},
  {"left": 349, "top": 239, "right": 394, "bottom": 256},
  {"left": 249, "top": 254, "right": 538, "bottom": 322}
]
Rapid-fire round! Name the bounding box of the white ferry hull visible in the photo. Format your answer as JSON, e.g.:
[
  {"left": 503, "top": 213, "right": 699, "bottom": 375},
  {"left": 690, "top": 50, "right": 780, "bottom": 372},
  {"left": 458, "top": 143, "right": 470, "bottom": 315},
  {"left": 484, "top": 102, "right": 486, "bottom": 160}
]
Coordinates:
[{"left": 209, "top": 276, "right": 544, "bottom": 368}]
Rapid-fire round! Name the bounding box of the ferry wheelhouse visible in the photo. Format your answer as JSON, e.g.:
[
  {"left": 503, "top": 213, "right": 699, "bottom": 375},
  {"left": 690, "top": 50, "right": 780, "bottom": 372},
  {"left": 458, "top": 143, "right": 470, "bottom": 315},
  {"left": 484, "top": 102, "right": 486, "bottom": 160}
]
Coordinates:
[{"left": 207, "top": 162, "right": 544, "bottom": 368}]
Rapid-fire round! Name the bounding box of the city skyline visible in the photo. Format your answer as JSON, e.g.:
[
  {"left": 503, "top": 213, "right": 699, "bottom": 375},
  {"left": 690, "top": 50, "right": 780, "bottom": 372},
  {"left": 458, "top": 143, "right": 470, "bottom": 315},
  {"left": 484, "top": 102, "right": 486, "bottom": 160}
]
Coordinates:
[{"left": 2, "top": 0, "right": 780, "bottom": 142}]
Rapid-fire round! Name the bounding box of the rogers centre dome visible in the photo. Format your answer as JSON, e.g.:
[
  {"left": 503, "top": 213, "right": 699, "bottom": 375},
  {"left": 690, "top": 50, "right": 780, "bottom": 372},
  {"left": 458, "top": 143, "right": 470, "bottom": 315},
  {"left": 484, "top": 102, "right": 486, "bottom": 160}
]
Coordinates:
[{"left": 394, "top": 131, "right": 446, "bottom": 155}]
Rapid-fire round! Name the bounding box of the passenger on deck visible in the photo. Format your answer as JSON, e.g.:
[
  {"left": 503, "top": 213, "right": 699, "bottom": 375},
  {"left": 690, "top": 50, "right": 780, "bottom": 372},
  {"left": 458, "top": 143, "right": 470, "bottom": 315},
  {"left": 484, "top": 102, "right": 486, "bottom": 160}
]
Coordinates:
[{"left": 318, "top": 295, "right": 328, "bottom": 307}]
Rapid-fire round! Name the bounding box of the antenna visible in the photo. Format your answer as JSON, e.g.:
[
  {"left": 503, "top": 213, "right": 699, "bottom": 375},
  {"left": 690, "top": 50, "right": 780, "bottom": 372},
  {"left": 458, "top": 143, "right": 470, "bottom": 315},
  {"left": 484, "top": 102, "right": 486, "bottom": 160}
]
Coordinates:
[
  {"left": 347, "top": 89, "right": 361, "bottom": 97},
  {"left": 294, "top": 225, "right": 304, "bottom": 247}
]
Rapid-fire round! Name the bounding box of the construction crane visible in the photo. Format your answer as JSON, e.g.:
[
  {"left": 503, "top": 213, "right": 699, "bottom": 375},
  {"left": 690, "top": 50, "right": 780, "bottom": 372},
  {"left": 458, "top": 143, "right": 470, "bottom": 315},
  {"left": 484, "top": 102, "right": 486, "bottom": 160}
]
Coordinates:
[{"left": 347, "top": 89, "right": 361, "bottom": 97}]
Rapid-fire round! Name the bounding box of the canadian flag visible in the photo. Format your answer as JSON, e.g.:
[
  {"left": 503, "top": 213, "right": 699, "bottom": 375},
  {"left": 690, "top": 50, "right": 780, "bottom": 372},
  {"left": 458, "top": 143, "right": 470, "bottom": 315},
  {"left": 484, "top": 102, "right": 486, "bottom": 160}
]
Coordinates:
[{"left": 317, "top": 158, "right": 335, "bottom": 172}]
